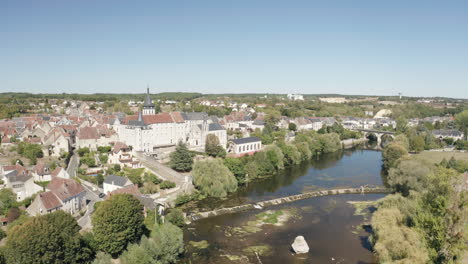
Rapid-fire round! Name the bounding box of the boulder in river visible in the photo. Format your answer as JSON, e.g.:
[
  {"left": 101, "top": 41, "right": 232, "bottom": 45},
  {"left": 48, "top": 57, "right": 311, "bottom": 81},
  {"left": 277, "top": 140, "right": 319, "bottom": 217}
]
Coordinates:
[{"left": 291, "top": 236, "right": 309, "bottom": 254}]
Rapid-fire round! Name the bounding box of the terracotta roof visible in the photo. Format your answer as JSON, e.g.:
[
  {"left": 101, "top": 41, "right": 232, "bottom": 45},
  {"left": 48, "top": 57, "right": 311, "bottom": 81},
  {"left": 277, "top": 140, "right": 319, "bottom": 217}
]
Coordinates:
[
  {"left": 47, "top": 178, "right": 85, "bottom": 201},
  {"left": 170, "top": 112, "right": 185, "bottom": 123},
  {"left": 38, "top": 191, "right": 62, "bottom": 210},
  {"left": 77, "top": 126, "right": 99, "bottom": 140},
  {"left": 113, "top": 142, "right": 129, "bottom": 154},
  {"left": 124, "top": 112, "right": 175, "bottom": 125},
  {"left": 50, "top": 167, "right": 64, "bottom": 178},
  {"left": 34, "top": 162, "right": 49, "bottom": 175}
]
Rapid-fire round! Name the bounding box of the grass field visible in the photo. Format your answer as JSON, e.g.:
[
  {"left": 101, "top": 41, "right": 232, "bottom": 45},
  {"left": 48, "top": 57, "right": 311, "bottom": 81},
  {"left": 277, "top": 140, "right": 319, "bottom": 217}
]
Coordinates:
[{"left": 412, "top": 151, "right": 468, "bottom": 164}]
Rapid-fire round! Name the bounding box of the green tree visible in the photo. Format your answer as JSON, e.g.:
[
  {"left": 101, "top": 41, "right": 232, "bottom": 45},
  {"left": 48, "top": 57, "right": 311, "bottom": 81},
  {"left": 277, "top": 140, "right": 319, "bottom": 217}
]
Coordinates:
[
  {"left": 192, "top": 159, "right": 237, "bottom": 198},
  {"left": 205, "top": 134, "right": 225, "bottom": 157},
  {"left": 264, "top": 145, "right": 285, "bottom": 170},
  {"left": 16, "top": 142, "right": 43, "bottom": 164},
  {"left": 382, "top": 143, "right": 408, "bottom": 170},
  {"left": 318, "top": 133, "right": 342, "bottom": 153},
  {"left": 77, "top": 147, "right": 90, "bottom": 157},
  {"left": 92, "top": 252, "right": 113, "bottom": 264},
  {"left": 92, "top": 194, "right": 145, "bottom": 257},
  {"left": 169, "top": 143, "right": 193, "bottom": 172},
  {"left": 393, "top": 134, "right": 409, "bottom": 151},
  {"left": 409, "top": 135, "right": 425, "bottom": 152},
  {"left": 165, "top": 208, "right": 185, "bottom": 227},
  {"left": 223, "top": 157, "right": 246, "bottom": 184},
  {"left": 387, "top": 159, "right": 432, "bottom": 196},
  {"left": 279, "top": 143, "right": 301, "bottom": 166},
  {"left": 120, "top": 223, "right": 184, "bottom": 264},
  {"left": 371, "top": 207, "right": 430, "bottom": 263},
  {"left": 288, "top": 122, "right": 297, "bottom": 131},
  {"left": 396, "top": 116, "right": 408, "bottom": 133},
  {"left": 455, "top": 109, "right": 468, "bottom": 138},
  {"left": 0, "top": 189, "right": 17, "bottom": 215},
  {"left": 99, "top": 154, "right": 108, "bottom": 164},
  {"left": 3, "top": 211, "right": 93, "bottom": 264}
]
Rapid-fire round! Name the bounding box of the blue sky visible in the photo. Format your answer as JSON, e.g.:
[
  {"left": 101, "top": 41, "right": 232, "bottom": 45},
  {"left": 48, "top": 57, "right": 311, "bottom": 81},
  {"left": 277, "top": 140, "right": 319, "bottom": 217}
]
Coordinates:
[{"left": 1, "top": 0, "right": 467, "bottom": 98}]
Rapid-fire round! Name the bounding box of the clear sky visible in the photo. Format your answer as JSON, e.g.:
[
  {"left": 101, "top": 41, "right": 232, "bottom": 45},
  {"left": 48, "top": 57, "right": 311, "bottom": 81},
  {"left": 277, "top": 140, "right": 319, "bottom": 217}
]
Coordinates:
[{"left": 1, "top": 0, "right": 467, "bottom": 98}]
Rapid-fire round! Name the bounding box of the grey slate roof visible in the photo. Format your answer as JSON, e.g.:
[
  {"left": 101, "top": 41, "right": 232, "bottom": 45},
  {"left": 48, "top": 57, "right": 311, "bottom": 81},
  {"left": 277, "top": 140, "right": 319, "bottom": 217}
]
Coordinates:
[
  {"left": 104, "top": 175, "right": 129, "bottom": 187},
  {"left": 432, "top": 129, "right": 463, "bottom": 137},
  {"left": 252, "top": 120, "right": 265, "bottom": 125},
  {"left": 181, "top": 112, "right": 208, "bottom": 120},
  {"left": 231, "top": 137, "right": 261, "bottom": 145},
  {"left": 143, "top": 88, "right": 154, "bottom": 107},
  {"left": 208, "top": 123, "right": 224, "bottom": 131}
]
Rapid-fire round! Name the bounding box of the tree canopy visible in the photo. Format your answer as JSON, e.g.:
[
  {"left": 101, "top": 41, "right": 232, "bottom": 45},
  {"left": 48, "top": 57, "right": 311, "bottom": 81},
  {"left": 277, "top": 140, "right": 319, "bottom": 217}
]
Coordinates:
[
  {"left": 120, "top": 222, "right": 184, "bottom": 264},
  {"left": 92, "top": 194, "right": 145, "bottom": 257},
  {"left": 169, "top": 143, "right": 193, "bottom": 172},
  {"left": 3, "top": 211, "right": 93, "bottom": 264},
  {"left": 192, "top": 158, "right": 237, "bottom": 198}
]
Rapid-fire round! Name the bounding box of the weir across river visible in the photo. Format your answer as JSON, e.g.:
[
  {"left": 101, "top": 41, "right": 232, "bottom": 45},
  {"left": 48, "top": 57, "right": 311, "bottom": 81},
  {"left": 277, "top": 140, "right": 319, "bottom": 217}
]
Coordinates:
[{"left": 189, "top": 186, "right": 390, "bottom": 221}]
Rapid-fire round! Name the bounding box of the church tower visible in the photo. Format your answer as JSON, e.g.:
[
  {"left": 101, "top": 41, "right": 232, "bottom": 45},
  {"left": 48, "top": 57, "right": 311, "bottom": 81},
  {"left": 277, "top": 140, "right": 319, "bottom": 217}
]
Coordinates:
[{"left": 142, "top": 87, "right": 155, "bottom": 115}]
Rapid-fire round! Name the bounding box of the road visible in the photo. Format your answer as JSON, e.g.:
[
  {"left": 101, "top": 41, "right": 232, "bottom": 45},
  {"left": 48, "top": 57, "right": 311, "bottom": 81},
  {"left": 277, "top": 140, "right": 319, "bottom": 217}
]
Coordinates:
[
  {"left": 77, "top": 180, "right": 103, "bottom": 229},
  {"left": 66, "top": 152, "right": 79, "bottom": 178}
]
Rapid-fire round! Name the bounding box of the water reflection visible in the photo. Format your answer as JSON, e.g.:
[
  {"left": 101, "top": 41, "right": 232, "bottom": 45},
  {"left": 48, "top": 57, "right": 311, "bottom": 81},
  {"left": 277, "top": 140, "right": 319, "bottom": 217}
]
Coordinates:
[{"left": 183, "top": 149, "right": 384, "bottom": 264}]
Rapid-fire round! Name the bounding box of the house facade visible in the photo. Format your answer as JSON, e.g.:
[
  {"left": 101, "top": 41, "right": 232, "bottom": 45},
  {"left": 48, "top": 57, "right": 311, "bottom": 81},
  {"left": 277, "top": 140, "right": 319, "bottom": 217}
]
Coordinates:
[
  {"left": 227, "top": 137, "right": 262, "bottom": 157},
  {"left": 26, "top": 177, "right": 86, "bottom": 216},
  {"left": 103, "top": 175, "right": 133, "bottom": 194}
]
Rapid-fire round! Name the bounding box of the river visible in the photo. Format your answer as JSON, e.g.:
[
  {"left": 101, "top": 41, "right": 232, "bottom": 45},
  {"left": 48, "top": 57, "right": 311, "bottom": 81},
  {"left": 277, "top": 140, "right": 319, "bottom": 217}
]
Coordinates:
[{"left": 182, "top": 149, "right": 385, "bottom": 264}]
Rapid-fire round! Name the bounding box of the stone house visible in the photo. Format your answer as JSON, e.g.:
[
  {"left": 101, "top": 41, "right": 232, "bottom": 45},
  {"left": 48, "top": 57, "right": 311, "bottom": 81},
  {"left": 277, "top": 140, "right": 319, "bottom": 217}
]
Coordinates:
[
  {"left": 1, "top": 164, "right": 42, "bottom": 201},
  {"left": 26, "top": 177, "right": 86, "bottom": 216},
  {"left": 103, "top": 175, "right": 133, "bottom": 194}
]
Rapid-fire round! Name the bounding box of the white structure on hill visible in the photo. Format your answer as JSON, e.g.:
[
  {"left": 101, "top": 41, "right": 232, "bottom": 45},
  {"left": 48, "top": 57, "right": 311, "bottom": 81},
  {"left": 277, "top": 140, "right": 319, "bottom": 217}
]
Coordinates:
[
  {"left": 287, "top": 94, "right": 304, "bottom": 101},
  {"left": 113, "top": 88, "right": 227, "bottom": 152}
]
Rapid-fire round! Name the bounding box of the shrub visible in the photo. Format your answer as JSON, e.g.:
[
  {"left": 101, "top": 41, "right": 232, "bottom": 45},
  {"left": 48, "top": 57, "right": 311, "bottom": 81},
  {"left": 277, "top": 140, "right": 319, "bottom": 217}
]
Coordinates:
[
  {"left": 166, "top": 209, "right": 185, "bottom": 227},
  {"left": 160, "top": 181, "right": 176, "bottom": 190}
]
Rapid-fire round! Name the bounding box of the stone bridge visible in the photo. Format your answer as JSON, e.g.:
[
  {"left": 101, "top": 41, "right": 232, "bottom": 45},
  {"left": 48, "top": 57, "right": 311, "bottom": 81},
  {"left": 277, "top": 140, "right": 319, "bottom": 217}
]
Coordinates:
[
  {"left": 353, "top": 129, "right": 395, "bottom": 144},
  {"left": 189, "top": 186, "right": 390, "bottom": 221}
]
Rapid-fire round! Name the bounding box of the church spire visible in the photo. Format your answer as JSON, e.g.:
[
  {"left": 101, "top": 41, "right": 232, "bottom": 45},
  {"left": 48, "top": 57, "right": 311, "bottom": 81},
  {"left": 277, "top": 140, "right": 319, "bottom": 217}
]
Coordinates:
[{"left": 142, "top": 86, "right": 155, "bottom": 115}]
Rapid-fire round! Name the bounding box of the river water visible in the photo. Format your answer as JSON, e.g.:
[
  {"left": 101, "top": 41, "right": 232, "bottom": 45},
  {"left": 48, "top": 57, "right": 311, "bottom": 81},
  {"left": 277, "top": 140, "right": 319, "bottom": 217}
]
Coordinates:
[{"left": 182, "top": 149, "right": 385, "bottom": 264}]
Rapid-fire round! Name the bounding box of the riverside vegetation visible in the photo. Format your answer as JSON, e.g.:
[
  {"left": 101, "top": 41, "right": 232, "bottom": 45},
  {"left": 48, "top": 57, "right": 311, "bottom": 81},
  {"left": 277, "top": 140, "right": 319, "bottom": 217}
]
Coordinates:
[{"left": 371, "top": 134, "right": 468, "bottom": 263}]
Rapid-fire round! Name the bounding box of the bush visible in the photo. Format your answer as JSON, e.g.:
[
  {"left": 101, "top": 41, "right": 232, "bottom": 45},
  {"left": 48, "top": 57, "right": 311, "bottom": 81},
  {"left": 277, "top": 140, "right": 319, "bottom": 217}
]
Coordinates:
[
  {"left": 144, "top": 172, "right": 161, "bottom": 185},
  {"left": 77, "top": 147, "right": 90, "bottom": 157},
  {"left": 16, "top": 142, "right": 43, "bottom": 165},
  {"left": 97, "top": 146, "right": 112, "bottom": 154},
  {"left": 160, "top": 181, "right": 176, "bottom": 190},
  {"left": 99, "top": 154, "right": 108, "bottom": 164},
  {"left": 174, "top": 193, "right": 197, "bottom": 207},
  {"left": 166, "top": 209, "right": 185, "bottom": 227}
]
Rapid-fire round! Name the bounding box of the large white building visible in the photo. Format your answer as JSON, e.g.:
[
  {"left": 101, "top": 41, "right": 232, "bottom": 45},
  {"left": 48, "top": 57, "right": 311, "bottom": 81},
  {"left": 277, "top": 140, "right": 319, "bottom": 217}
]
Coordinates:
[{"left": 112, "top": 89, "right": 227, "bottom": 152}]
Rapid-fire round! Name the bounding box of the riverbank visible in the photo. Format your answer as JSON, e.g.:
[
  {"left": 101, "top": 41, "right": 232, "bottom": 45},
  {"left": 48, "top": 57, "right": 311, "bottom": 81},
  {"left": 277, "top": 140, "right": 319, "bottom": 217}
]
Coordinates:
[{"left": 182, "top": 149, "right": 385, "bottom": 263}]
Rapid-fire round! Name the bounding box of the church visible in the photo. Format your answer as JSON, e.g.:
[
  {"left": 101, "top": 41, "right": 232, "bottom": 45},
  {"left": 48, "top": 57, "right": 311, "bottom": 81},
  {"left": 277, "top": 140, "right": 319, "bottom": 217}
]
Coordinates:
[{"left": 112, "top": 88, "right": 227, "bottom": 153}]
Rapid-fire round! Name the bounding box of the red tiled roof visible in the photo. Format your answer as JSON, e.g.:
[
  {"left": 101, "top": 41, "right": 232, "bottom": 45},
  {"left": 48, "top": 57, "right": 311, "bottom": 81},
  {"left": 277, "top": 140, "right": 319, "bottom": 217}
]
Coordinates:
[
  {"left": 124, "top": 113, "right": 175, "bottom": 124},
  {"left": 113, "top": 141, "right": 129, "bottom": 154},
  {"left": 39, "top": 191, "right": 62, "bottom": 210},
  {"left": 50, "top": 167, "right": 64, "bottom": 178},
  {"left": 170, "top": 112, "right": 185, "bottom": 123},
  {"left": 77, "top": 126, "right": 99, "bottom": 140},
  {"left": 47, "top": 178, "right": 85, "bottom": 201}
]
